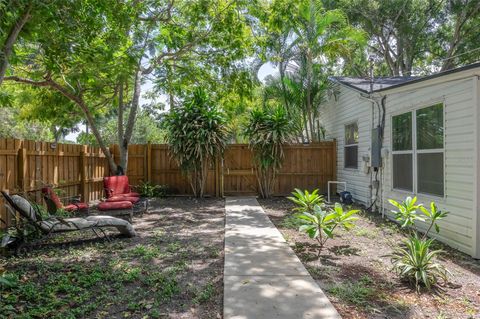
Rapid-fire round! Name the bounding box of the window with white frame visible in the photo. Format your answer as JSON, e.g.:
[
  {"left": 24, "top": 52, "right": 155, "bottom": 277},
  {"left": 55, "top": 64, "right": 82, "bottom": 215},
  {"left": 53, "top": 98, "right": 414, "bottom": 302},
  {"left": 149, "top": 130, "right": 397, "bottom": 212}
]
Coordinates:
[
  {"left": 391, "top": 103, "right": 444, "bottom": 197},
  {"left": 344, "top": 122, "right": 358, "bottom": 169}
]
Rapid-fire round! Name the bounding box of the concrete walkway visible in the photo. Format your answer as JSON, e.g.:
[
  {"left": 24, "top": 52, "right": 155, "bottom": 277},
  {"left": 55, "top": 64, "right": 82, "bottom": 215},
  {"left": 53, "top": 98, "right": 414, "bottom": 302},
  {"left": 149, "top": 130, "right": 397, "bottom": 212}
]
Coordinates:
[{"left": 224, "top": 197, "right": 340, "bottom": 319}]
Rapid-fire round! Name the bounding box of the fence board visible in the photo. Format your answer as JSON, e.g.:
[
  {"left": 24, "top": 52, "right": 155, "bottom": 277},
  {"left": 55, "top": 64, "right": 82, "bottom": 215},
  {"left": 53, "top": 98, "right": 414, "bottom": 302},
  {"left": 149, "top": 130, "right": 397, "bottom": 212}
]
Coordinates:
[
  {"left": 0, "top": 139, "right": 109, "bottom": 228},
  {"left": 1, "top": 139, "right": 336, "bottom": 228}
]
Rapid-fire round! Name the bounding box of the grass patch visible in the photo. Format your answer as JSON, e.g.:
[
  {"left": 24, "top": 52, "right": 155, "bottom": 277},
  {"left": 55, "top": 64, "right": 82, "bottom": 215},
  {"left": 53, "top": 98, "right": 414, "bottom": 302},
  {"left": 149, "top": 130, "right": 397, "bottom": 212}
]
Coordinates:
[
  {"left": 327, "top": 275, "right": 377, "bottom": 307},
  {"left": 355, "top": 227, "right": 379, "bottom": 239},
  {"left": 1, "top": 198, "right": 226, "bottom": 318},
  {"left": 193, "top": 282, "right": 215, "bottom": 304},
  {"left": 280, "top": 215, "right": 303, "bottom": 229}
]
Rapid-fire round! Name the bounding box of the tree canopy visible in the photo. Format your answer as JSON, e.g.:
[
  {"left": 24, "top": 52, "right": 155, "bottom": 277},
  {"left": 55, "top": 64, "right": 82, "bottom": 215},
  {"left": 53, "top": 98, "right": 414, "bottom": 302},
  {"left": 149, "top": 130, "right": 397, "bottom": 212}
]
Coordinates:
[{"left": 1, "top": 0, "right": 479, "bottom": 155}]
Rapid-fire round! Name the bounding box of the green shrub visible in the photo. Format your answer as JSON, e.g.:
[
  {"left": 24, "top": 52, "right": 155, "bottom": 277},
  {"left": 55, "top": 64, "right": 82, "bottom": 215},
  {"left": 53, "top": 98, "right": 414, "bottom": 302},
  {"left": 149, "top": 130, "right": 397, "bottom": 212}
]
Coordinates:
[
  {"left": 137, "top": 181, "right": 168, "bottom": 198},
  {"left": 389, "top": 196, "right": 449, "bottom": 292},
  {"left": 243, "top": 105, "right": 297, "bottom": 198},
  {"left": 287, "top": 188, "right": 324, "bottom": 213},
  {"left": 163, "top": 89, "right": 228, "bottom": 198},
  {"left": 295, "top": 203, "right": 359, "bottom": 254}
]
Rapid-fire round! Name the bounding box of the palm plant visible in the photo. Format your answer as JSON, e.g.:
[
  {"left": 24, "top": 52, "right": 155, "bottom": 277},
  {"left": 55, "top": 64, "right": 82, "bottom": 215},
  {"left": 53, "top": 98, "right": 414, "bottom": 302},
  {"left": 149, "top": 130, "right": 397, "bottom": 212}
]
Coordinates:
[
  {"left": 286, "top": 0, "right": 365, "bottom": 142},
  {"left": 243, "top": 105, "right": 297, "bottom": 198},
  {"left": 163, "top": 89, "right": 228, "bottom": 198}
]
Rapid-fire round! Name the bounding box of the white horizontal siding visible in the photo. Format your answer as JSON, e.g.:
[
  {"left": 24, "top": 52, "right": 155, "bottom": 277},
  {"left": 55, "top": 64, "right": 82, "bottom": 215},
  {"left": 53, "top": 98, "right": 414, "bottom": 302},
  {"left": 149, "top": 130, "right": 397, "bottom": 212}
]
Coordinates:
[
  {"left": 319, "top": 86, "right": 372, "bottom": 204},
  {"left": 320, "top": 76, "right": 479, "bottom": 256},
  {"left": 381, "top": 77, "right": 476, "bottom": 255}
]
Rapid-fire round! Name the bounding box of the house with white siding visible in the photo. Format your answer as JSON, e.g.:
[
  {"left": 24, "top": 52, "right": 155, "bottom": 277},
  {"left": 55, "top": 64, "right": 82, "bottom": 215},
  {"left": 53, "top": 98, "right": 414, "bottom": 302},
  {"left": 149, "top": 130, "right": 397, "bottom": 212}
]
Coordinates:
[{"left": 319, "top": 62, "right": 480, "bottom": 258}]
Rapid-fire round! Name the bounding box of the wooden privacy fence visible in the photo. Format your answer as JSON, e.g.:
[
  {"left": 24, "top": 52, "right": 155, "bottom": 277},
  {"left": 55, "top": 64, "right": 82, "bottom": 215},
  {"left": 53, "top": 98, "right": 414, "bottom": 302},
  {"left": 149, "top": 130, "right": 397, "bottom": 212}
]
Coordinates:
[
  {"left": 113, "top": 142, "right": 337, "bottom": 197},
  {"left": 1, "top": 139, "right": 336, "bottom": 227},
  {"left": 0, "top": 139, "right": 108, "bottom": 227}
]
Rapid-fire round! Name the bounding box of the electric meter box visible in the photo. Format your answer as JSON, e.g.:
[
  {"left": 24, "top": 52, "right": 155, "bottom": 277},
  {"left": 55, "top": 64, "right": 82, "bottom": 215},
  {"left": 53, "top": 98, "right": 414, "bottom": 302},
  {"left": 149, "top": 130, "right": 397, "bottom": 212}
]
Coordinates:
[{"left": 371, "top": 127, "right": 382, "bottom": 168}]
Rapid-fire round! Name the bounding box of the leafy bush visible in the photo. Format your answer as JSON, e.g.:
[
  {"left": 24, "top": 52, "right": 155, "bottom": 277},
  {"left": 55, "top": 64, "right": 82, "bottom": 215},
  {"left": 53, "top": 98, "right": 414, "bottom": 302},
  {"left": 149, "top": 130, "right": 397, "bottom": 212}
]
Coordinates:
[
  {"left": 389, "top": 196, "right": 421, "bottom": 229},
  {"left": 137, "top": 181, "right": 168, "bottom": 198},
  {"left": 163, "top": 89, "right": 228, "bottom": 197},
  {"left": 295, "top": 203, "right": 359, "bottom": 254},
  {"left": 389, "top": 196, "right": 449, "bottom": 291},
  {"left": 243, "top": 105, "right": 297, "bottom": 198},
  {"left": 287, "top": 188, "right": 324, "bottom": 213}
]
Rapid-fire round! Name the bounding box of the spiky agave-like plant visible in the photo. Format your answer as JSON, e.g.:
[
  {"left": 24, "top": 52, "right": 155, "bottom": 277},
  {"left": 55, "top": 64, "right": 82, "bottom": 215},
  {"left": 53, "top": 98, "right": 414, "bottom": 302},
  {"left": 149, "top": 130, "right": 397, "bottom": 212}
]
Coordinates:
[
  {"left": 389, "top": 198, "right": 450, "bottom": 292},
  {"left": 391, "top": 235, "right": 449, "bottom": 292}
]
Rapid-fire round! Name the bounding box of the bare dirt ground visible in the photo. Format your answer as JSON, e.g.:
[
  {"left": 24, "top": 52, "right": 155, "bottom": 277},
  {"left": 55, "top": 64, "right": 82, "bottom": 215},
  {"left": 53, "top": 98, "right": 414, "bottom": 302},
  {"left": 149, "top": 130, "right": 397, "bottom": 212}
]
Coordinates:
[
  {"left": 259, "top": 197, "right": 480, "bottom": 319},
  {"left": 1, "top": 197, "right": 225, "bottom": 319}
]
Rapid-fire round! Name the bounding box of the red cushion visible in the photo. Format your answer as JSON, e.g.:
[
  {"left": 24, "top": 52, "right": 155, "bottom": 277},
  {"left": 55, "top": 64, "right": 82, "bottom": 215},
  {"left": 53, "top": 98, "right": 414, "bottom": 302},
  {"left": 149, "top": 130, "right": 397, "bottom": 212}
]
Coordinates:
[
  {"left": 64, "top": 202, "right": 88, "bottom": 212},
  {"left": 98, "top": 201, "right": 133, "bottom": 211},
  {"left": 122, "top": 192, "right": 140, "bottom": 197},
  {"left": 106, "top": 196, "right": 140, "bottom": 204},
  {"left": 42, "top": 187, "right": 63, "bottom": 209},
  {"left": 103, "top": 176, "right": 133, "bottom": 197}
]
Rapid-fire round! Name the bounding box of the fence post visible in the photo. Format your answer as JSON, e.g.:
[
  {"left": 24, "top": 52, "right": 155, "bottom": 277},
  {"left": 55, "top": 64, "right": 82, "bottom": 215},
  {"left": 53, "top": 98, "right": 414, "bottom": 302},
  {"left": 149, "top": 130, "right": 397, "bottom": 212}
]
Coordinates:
[
  {"left": 17, "top": 143, "right": 27, "bottom": 192},
  {"left": 215, "top": 155, "right": 220, "bottom": 197},
  {"left": 79, "top": 146, "right": 88, "bottom": 202},
  {"left": 109, "top": 144, "right": 115, "bottom": 175},
  {"left": 332, "top": 139, "right": 337, "bottom": 194},
  {"left": 147, "top": 142, "right": 152, "bottom": 183}
]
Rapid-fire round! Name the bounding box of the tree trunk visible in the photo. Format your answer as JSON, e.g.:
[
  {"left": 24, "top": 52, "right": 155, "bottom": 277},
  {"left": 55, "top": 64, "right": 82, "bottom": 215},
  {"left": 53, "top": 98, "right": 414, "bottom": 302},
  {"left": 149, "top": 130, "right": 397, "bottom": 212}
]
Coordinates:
[
  {"left": 78, "top": 100, "right": 118, "bottom": 173},
  {"left": 0, "top": 4, "right": 31, "bottom": 86},
  {"left": 4, "top": 76, "right": 119, "bottom": 173},
  {"left": 441, "top": 2, "right": 480, "bottom": 71},
  {"left": 117, "top": 80, "right": 125, "bottom": 173},
  {"left": 119, "top": 69, "right": 142, "bottom": 172}
]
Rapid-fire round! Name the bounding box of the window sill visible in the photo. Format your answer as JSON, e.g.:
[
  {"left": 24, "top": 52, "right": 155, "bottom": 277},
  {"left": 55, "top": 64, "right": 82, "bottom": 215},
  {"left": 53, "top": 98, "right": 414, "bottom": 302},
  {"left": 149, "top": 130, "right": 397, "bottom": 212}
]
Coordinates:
[{"left": 390, "top": 188, "right": 446, "bottom": 202}]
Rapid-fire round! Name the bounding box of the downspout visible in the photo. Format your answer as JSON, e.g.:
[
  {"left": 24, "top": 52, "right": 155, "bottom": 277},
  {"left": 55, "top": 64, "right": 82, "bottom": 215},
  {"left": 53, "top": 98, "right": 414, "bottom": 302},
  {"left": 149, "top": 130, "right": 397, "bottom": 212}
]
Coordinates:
[
  {"left": 358, "top": 61, "right": 387, "bottom": 213},
  {"left": 358, "top": 93, "right": 384, "bottom": 211},
  {"left": 473, "top": 75, "right": 480, "bottom": 258}
]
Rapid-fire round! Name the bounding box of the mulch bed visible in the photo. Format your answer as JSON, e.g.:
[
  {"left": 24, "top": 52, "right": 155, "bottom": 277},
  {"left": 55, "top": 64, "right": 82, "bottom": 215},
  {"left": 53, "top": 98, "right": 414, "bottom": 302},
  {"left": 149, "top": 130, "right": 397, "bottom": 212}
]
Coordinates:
[
  {"left": 259, "top": 197, "right": 480, "bottom": 319},
  {"left": 1, "top": 197, "right": 225, "bottom": 319}
]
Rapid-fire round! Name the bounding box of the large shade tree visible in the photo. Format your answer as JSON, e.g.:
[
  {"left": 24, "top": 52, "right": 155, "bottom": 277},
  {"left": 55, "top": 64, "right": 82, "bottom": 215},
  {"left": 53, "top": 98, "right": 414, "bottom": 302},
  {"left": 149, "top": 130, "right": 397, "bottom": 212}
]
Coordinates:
[
  {"left": 3, "top": 0, "right": 254, "bottom": 174},
  {"left": 330, "top": 0, "right": 480, "bottom": 75}
]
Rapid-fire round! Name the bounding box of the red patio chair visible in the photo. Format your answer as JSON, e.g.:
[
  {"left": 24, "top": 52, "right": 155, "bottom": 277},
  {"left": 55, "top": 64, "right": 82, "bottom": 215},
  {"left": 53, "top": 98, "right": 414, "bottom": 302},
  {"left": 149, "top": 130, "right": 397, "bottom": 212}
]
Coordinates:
[
  {"left": 103, "top": 176, "right": 140, "bottom": 204},
  {"left": 42, "top": 187, "right": 88, "bottom": 215}
]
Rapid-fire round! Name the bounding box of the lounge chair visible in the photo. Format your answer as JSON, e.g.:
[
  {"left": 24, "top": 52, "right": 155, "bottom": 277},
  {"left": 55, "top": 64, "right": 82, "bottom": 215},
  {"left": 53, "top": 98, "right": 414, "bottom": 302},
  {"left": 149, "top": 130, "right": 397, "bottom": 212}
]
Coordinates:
[
  {"left": 1, "top": 191, "right": 136, "bottom": 250},
  {"left": 41, "top": 187, "right": 88, "bottom": 215},
  {"left": 41, "top": 186, "right": 135, "bottom": 222}
]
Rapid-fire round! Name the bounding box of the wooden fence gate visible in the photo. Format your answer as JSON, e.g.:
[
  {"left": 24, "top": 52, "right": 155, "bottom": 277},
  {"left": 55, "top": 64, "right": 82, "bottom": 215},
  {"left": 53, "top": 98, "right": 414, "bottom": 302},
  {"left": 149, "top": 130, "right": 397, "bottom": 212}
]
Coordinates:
[
  {"left": 222, "top": 144, "right": 258, "bottom": 196},
  {"left": 221, "top": 143, "right": 337, "bottom": 196}
]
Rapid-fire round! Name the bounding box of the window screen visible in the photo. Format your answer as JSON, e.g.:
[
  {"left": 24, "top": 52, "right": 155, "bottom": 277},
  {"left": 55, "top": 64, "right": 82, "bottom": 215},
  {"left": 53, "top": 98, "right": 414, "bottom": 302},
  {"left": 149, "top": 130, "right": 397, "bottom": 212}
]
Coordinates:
[
  {"left": 392, "top": 112, "right": 412, "bottom": 151},
  {"left": 392, "top": 154, "right": 413, "bottom": 191},
  {"left": 417, "top": 104, "right": 443, "bottom": 150},
  {"left": 417, "top": 153, "right": 444, "bottom": 196},
  {"left": 344, "top": 123, "right": 358, "bottom": 168},
  {"left": 344, "top": 145, "right": 358, "bottom": 168}
]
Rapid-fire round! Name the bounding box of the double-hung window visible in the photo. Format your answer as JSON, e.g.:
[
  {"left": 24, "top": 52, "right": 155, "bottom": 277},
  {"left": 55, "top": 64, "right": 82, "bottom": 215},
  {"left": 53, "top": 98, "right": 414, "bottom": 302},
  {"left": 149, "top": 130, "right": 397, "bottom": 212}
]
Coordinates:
[
  {"left": 344, "top": 122, "right": 358, "bottom": 169},
  {"left": 391, "top": 103, "right": 444, "bottom": 197}
]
